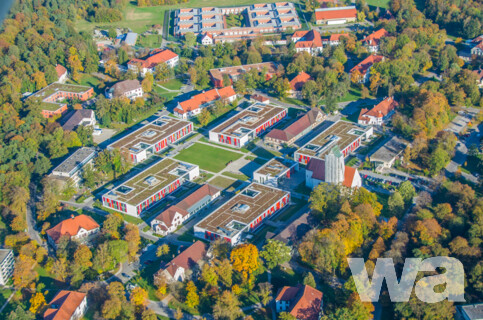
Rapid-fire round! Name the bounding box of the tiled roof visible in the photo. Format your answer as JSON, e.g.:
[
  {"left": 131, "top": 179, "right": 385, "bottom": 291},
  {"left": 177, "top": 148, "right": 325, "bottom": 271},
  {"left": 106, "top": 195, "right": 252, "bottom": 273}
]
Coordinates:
[
  {"left": 62, "top": 109, "right": 94, "bottom": 131},
  {"left": 154, "top": 206, "right": 190, "bottom": 230},
  {"left": 350, "top": 55, "right": 384, "bottom": 75},
  {"left": 251, "top": 94, "right": 270, "bottom": 102},
  {"left": 315, "top": 7, "right": 357, "bottom": 21},
  {"left": 44, "top": 291, "right": 86, "bottom": 320},
  {"left": 128, "top": 49, "right": 178, "bottom": 69},
  {"left": 176, "top": 184, "right": 220, "bottom": 211},
  {"left": 55, "top": 64, "right": 67, "bottom": 78},
  {"left": 343, "top": 166, "right": 357, "bottom": 188},
  {"left": 358, "top": 96, "right": 398, "bottom": 121},
  {"left": 266, "top": 108, "right": 322, "bottom": 142},
  {"left": 293, "top": 29, "right": 323, "bottom": 49},
  {"left": 112, "top": 79, "right": 141, "bottom": 96},
  {"left": 362, "top": 28, "right": 389, "bottom": 46},
  {"left": 276, "top": 284, "right": 323, "bottom": 320},
  {"left": 175, "top": 86, "right": 236, "bottom": 114},
  {"left": 163, "top": 241, "right": 207, "bottom": 278},
  {"left": 290, "top": 72, "right": 313, "bottom": 91},
  {"left": 329, "top": 33, "right": 348, "bottom": 41},
  {"left": 473, "top": 69, "right": 483, "bottom": 81},
  {"left": 46, "top": 215, "right": 99, "bottom": 243}
]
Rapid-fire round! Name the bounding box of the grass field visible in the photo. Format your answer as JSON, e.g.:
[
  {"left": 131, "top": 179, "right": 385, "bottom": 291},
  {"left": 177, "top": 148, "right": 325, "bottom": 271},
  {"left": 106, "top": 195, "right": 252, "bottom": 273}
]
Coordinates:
[
  {"left": 222, "top": 171, "right": 249, "bottom": 181},
  {"left": 366, "top": 0, "right": 390, "bottom": 8},
  {"left": 158, "top": 78, "right": 183, "bottom": 91},
  {"left": 137, "top": 34, "right": 163, "bottom": 48},
  {"left": 208, "top": 176, "right": 238, "bottom": 189},
  {"left": 174, "top": 143, "right": 243, "bottom": 172},
  {"left": 75, "top": 0, "right": 285, "bottom": 34}
]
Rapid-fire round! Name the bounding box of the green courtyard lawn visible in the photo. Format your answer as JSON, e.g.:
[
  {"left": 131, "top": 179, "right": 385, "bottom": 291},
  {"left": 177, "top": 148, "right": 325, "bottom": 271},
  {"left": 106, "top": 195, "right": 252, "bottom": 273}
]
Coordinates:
[
  {"left": 208, "top": 176, "right": 238, "bottom": 190},
  {"left": 174, "top": 143, "right": 243, "bottom": 172},
  {"left": 366, "top": 0, "right": 390, "bottom": 8},
  {"left": 158, "top": 78, "right": 183, "bottom": 91},
  {"left": 137, "top": 34, "right": 163, "bottom": 48}
]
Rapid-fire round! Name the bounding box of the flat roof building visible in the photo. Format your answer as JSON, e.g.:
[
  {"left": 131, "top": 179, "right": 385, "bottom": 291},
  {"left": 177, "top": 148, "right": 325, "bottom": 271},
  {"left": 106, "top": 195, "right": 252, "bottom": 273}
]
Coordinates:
[
  {"left": 369, "top": 136, "right": 407, "bottom": 170},
  {"left": 51, "top": 147, "right": 97, "bottom": 184},
  {"left": 457, "top": 303, "right": 483, "bottom": 320},
  {"left": 295, "top": 120, "right": 373, "bottom": 165},
  {"left": 194, "top": 183, "right": 290, "bottom": 245},
  {"left": 107, "top": 116, "right": 193, "bottom": 164},
  {"left": 0, "top": 249, "right": 14, "bottom": 286},
  {"left": 253, "top": 157, "right": 299, "bottom": 187},
  {"left": 209, "top": 102, "right": 287, "bottom": 148},
  {"left": 102, "top": 158, "right": 199, "bottom": 216}
]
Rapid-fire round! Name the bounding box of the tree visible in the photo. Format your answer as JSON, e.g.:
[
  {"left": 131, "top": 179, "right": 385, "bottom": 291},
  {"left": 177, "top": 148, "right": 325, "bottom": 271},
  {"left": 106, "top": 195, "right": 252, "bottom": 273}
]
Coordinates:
[
  {"left": 8, "top": 306, "right": 35, "bottom": 320},
  {"left": 74, "top": 244, "right": 93, "bottom": 270},
  {"left": 198, "top": 108, "right": 212, "bottom": 127},
  {"left": 76, "top": 125, "right": 93, "bottom": 146},
  {"left": 273, "top": 77, "right": 291, "bottom": 98},
  {"left": 175, "top": 308, "right": 183, "bottom": 320},
  {"left": 103, "top": 213, "right": 123, "bottom": 239},
  {"left": 257, "top": 282, "right": 272, "bottom": 306},
  {"left": 118, "top": 48, "right": 129, "bottom": 65},
  {"left": 142, "top": 308, "right": 157, "bottom": 320},
  {"left": 184, "top": 32, "right": 196, "bottom": 47},
  {"left": 279, "top": 312, "right": 297, "bottom": 320},
  {"left": 216, "top": 259, "right": 233, "bottom": 287},
  {"left": 388, "top": 191, "right": 405, "bottom": 216},
  {"left": 303, "top": 272, "right": 316, "bottom": 288},
  {"left": 124, "top": 223, "right": 141, "bottom": 261},
  {"left": 130, "top": 287, "right": 148, "bottom": 306},
  {"left": 201, "top": 263, "right": 219, "bottom": 287},
  {"left": 185, "top": 281, "right": 199, "bottom": 308},
  {"left": 108, "top": 27, "right": 117, "bottom": 38},
  {"left": 142, "top": 72, "right": 154, "bottom": 93},
  {"left": 260, "top": 240, "right": 291, "bottom": 269},
  {"left": 156, "top": 244, "right": 170, "bottom": 257},
  {"left": 398, "top": 181, "right": 416, "bottom": 203},
  {"left": 51, "top": 258, "right": 68, "bottom": 282},
  {"left": 230, "top": 244, "right": 259, "bottom": 282},
  {"left": 13, "top": 255, "right": 38, "bottom": 289},
  {"left": 213, "top": 290, "right": 243, "bottom": 320},
  {"left": 29, "top": 292, "right": 46, "bottom": 314}
]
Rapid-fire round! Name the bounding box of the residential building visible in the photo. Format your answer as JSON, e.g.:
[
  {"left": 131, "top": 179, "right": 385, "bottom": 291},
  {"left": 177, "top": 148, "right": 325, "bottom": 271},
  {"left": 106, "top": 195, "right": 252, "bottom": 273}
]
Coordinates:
[
  {"left": 28, "top": 83, "right": 94, "bottom": 118},
  {"left": 358, "top": 96, "right": 398, "bottom": 125},
  {"left": 328, "top": 33, "right": 349, "bottom": 46},
  {"left": 456, "top": 303, "right": 483, "bottom": 320},
  {"left": 295, "top": 120, "right": 373, "bottom": 165},
  {"left": 209, "top": 62, "right": 278, "bottom": 87},
  {"left": 209, "top": 102, "right": 287, "bottom": 148},
  {"left": 291, "top": 29, "right": 323, "bottom": 55},
  {"left": 107, "top": 116, "right": 193, "bottom": 164},
  {"left": 155, "top": 241, "right": 207, "bottom": 282},
  {"left": 56, "top": 64, "right": 68, "bottom": 83},
  {"left": 51, "top": 147, "right": 97, "bottom": 185},
  {"left": 273, "top": 213, "right": 313, "bottom": 246},
  {"left": 473, "top": 69, "right": 483, "bottom": 87},
  {"left": 151, "top": 184, "right": 221, "bottom": 235},
  {"left": 471, "top": 42, "right": 483, "bottom": 57},
  {"left": 46, "top": 215, "right": 100, "bottom": 249},
  {"left": 369, "top": 136, "right": 407, "bottom": 170},
  {"left": 173, "top": 86, "right": 237, "bottom": 119},
  {"left": 315, "top": 6, "right": 357, "bottom": 25},
  {"left": 265, "top": 108, "right": 325, "bottom": 147},
  {"left": 101, "top": 158, "right": 199, "bottom": 216},
  {"left": 251, "top": 94, "right": 270, "bottom": 104},
  {"left": 174, "top": 3, "right": 301, "bottom": 39},
  {"left": 62, "top": 109, "right": 96, "bottom": 132},
  {"left": 123, "top": 32, "right": 138, "bottom": 46},
  {"left": 350, "top": 54, "right": 384, "bottom": 83},
  {"left": 362, "top": 28, "right": 389, "bottom": 53},
  {"left": 200, "top": 33, "right": 214, "bottom": 45},
  {"left": 194, "top": 183, "right": 290, "bottom": 245},
  {"left": 253, "top": 157, "right": 299, "bottom": 187},
  {"left": 106, "top": 79, "right": 143, "bottom": 100},
  {"left": 127, "top": 49, "right": 179, "bottom": 77},
  {"left": 289, "top": 72, "right": 313, "bottom": 98},
  {"left": 44, "top": 290, "right": 87, "bottom": 320},
  {"left": 305, "top": 147, "right": 362, "bottom": 189},
  {"left": 0, "top": 249, "right": 14, "bottom": 286},
  {"left": 275, "top": 284, "right": 323, "bottom": 320}
]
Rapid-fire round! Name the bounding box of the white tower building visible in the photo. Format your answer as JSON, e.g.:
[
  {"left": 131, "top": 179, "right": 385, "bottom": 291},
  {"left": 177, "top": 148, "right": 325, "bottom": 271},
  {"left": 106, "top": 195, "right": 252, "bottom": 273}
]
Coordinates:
[{"left": 325, "top": 146, "right": 345, "bottom": 184}]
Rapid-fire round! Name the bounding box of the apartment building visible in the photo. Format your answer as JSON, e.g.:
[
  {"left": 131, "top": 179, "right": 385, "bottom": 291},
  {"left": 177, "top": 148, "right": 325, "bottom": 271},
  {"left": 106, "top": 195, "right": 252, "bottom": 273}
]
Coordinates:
[
  {"left": 51, "top": 147, "right": 97, "bottom": 185},
  {"left": 127, "top": 49, "right": 179, "bottom": 77},
  {"left": 46, "top": 215, "right": 100, "bottom": 250},
  {"left": 173, "top": 86, "right": 236, "bottom": 119},
  {"left": 209, "top": 102, "right": 287, "bottom": 148},
  {"left": 101, "top": 158, "right": 199, "bottom": 216},
  {"left": 107, "top": 116, "right": 193, "bottom": 164},
  {"left": 358, "top": 96, "right": 398, "bottom": 125},
  {"left": 291, "top": 29, "right": 323, "bottom": 55},
  {"left": 0, "top": 249, "right": 14, "bottom": 286},
  {"left": 106, "top": 79, "right": 143, "bottom": 100}
]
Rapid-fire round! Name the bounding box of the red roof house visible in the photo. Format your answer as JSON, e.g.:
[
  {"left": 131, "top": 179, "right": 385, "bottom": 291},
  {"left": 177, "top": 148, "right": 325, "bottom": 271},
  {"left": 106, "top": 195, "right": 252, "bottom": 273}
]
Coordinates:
[
  {"left": 350, "top": 55, "right": 384, "bottom": 83},
  {"left": 275, "top": 284, "right": 323, "bottom": 320},
  {"left": 174, "top": 86, "right": 237, "bottom": 119},
  {"left": 362, "top": 28, "right": 389, "bottom": 52},
  {"left": 358, "top": 96, "right": 398, "bottom": 125},
  {"left": 315, "top": 6, "right": 357, "bottom": 24},
  {"left": 289, "top": 72, "right": 313, "bottom": 96},
  {"left": 291, "top": 29, "right": 323, "bottom": 55},
  {"left": 155, "top": 241, "right": 207, "bottom": 282},
  {"left": 46, "top": 215, "right": 100, "bottom": 248},
  {"left": 55, "top": 64, "right": 68, "bottom": 83},
  {"left": 44, "top": 290, "right": 87, "bottom": 320},
  {"left": 127, "top": 49, "right": 179, "bottom": 76}
]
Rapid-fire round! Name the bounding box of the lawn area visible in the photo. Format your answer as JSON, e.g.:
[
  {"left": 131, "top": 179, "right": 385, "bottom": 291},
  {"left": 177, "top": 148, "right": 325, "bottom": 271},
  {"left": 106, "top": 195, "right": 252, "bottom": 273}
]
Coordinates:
[
  {"left": 273, "top": 199, "right": 306, "bottom": 222},
  {"left": 158, "top": 78, "right": 183, "bottom": 91},
  {"left": 174, "top": 143, "right": 243, "bottom": 172},
  {"left": 271, "top": 265, "right": 304, "bottom": 292},
  {"left": 0, "top": 288, "right": 13, "bottom": 307},
  {"left": 76, "top": 74, "right": 102, "bottom": 88},
  {"left": 248, "top": 225, "right": 277, "bottom": 246},
  {"left": 338, "top": 86, "right": 363, "bottom": 102},
  {"left": 137, "top": 34, "right": 163, "bottom": 48},
  {"left": 208, "top": 176, "right": 238, "bottom": 190},
  {"left": 282, "top": 96, "right": 307, "bottom": 106},
  {"left": 366, "top": 0, "right": 390, "bottom": 8},
  {"left": 222, "top": 172, "right": 250, "bottom": 181}
]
